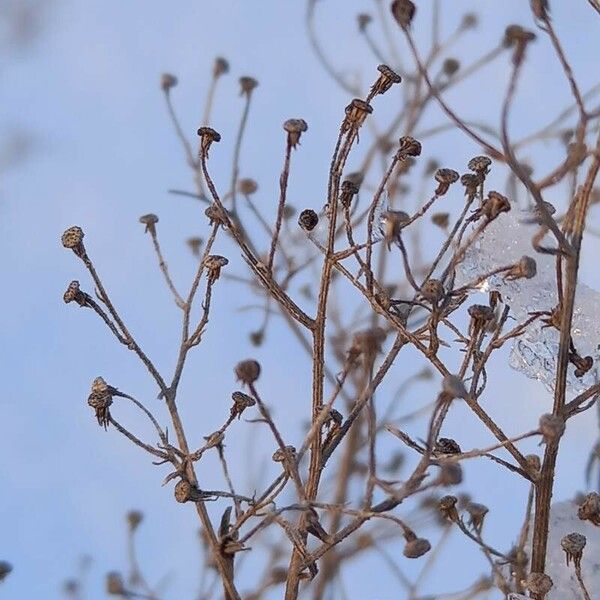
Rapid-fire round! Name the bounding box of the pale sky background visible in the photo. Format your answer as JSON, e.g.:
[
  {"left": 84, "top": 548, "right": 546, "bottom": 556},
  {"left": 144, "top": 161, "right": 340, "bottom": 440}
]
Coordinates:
[{"left": 2, "top": 1, "right": 600, "bottom": 599}]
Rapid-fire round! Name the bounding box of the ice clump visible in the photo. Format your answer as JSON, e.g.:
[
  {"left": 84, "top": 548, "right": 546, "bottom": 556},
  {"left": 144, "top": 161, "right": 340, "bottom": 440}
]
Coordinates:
[{"left": 456, "top": 209, "right": 600, "bottom": 394}]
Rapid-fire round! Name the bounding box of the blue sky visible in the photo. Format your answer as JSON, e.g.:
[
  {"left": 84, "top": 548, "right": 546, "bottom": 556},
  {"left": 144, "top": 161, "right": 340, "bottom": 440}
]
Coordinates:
[{"left": 2, "top": 1, "right": 600, "bottom": 598}]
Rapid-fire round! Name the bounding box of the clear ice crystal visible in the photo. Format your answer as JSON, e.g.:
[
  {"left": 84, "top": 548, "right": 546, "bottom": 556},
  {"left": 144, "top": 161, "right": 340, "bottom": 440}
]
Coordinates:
[{"left": 456, "top": 209, "right": 600, "bottom": 394}]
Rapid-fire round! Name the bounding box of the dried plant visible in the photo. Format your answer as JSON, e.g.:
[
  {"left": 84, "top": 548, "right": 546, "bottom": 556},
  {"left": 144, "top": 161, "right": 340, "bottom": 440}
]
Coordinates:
[{"left": 58, "top": 2, "right": 600, "bottom": 599}]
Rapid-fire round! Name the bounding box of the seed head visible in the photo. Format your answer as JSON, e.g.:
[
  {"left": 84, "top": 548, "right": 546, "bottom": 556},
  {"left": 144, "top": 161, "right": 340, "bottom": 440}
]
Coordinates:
[
  {"left": 468, "top": 155, "right": 492, "bottom": 175},
  {"left": 106, "top": 572, "right": 126, "bottom": 595},
  {"left": 340, "top": 179, "right": 360, "bottom": 209},
  {"left": 239, "top": 76, "right": 258, "bottom": 96},
  {"left": 466, "top": 502, "right": 489, "bottom": 532},
  {"left": 420, "top": 278, "right": 444, "bottom": 304},
  {"left": 434, "top": 168, "right": 459, "bottom": 196},
  {"left": 460, "top": 173, "right": 480, "bottom": 197},
  {"left": 461, "top": 13, "right": 478, "bottom": 30},
  {"left": 578, "top": 492, "right": 600, "bottom": 525},
  {"left": 561, "top": 532, "right": 586, "bottom": 568},
  {"left": 506, "top": 255, "right": 537, "bottom": 280},
  {"left": 283, "top": 204, "right": 296, "bottom": 220},
  {"left": 443, "top": 58, "right": 460, "bottom": 77},
  {"left": 438, "top": 495, "right": 459, "bottom": 522},
  {"left": 63, "top": 280, "right": 89, "bottom": 307},
  {"left": 524, "top": 572, "right": 553, "bottom": 596},
  {"left": 203, "top": 254, "right": 228, "bottom": 282},
  {"left": 160, "top": 73, "right": 178, "bottom": 91},
  {"left": 370, "top": 64, "right": 402, "bottom": 96},
  {"left": 342, "top": 99, "right": 373, "bottom": 133},
  {"left": 468, "top": 304, "right": 495, "bottom": 323},
  {"left": 381, "top": 210, "right": 410, "bottom": 249},
  {"left": 539, "top": 413, "right": 565, "bottom": 444},
  {"left": 88, "top": 388, "right": 113, "bottom": 430},
  {"left": 435, "top": 438, "right": 462, "bottom": 455},
  {"left": 174, "top": 479, "right": 199, "bottom": 503},
  {"left": 272, "top": 445, "right": 296, "bottom": 463},
  {"left": 442, "top": 374, "right": 468, "bottom": 400},
  {"left": 482, "top": 191, "right": 511, "bottom": 221},
  {"left": 205, "top": 203, "right": 229, "bottom": 227},
  {"left": 431, "top": 212, "right": 450, "bottom": 229},
  {"left": 139, "top": 213, "right": 159, "bottom": 234},
  {"left": 235, "top": 359, "right": 261, "bottom": 386},
  {"left": 61, "top": 226, "right": 86, "bottom": 257},
  {"left": 348, "top": 328, "right": 387, "bottom": 364},
  {"left": 127, "top": 510, "right": 143, "bottom": 531},
  {"left": 398, "top": 136, "right": 422, "bottom": 157},
  {"left": 529, "top": 201, "right": 556, "bottom": 225},
  {"left": 437, "top": 461, "right": 463, "bottom": 486},
  {"left": 391, "top": 0, "right": 416, "bottom": 28},
  {"left": 526, "top": 454, "right": 541, "bottom": 473},
  {"left": 197, "top": 127, "right": 221, "bottom": 158},
  {"left": 231, "top": 391, "right": 256, "bottom": 419},
  {"left": 298, "top": 209, "right": 319, "bottom": 232},
  {"left": 283, "top": 118, "right": 308, "bottom": 149},
  {"left": 239, "top": 178, "right": 258, "bottom": 195},
  {"left": 357, "top": 13, "right": 372, "bottom": 31},
  {"left": 186, "top": 237, "right": 203, "bottom": 257},
  {"left": 403, "top": 536, "right": 431, "bottom": 558},
  {"left": 0, "top": 561, "right": 12, "bottom": 581},
  {"left": 213, "top": 56, "right": 229, "bottom": 77}
]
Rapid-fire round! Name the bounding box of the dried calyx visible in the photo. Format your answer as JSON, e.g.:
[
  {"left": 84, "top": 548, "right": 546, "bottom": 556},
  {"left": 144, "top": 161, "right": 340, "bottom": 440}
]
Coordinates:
[
  {"left": 283, "top": 118, "right": 308, "bottom": 149},
  {"left": 61, "top": 226, "right": 86, "bottom": 258},
  {"left": 235, "top": 359, "right": 261, "bottom": 385},
  {"left": 391, "top": 0, "right": 416, "bottom": 29},
  {"left": 197, "top": 127, "right": 221, "bottom": 158},
  {"left": 298, "top": 209, "right": 319, "bottom": 232},
  {"left": 239, "top": 76, "right": 258, "bottom": 96},
  {"left": 87, "top": 376, "right": 114, "bottom": 429},
  {"left": 160, "top": 73, "right": 178, "bottom": 91},
  {"left": 230, "top": 391, "right": 256, "bottom": 419},
  {"left": 434, "top": 168, "right": 459, "bottom": 196},
  {"left": 139, "top": 213, "right": 159, "bottom": 234},
  {"left": 63, "top": 280, "right": 90, "bottom": 307},
  {"left": 203, "top": 254, "right": 228, "bottom": 282},
  {"left": 370, "top": 64, "right": 402, "bottom": 96},
  {"left": 561, "top": 532, "right": 586, "bottom": 568}
]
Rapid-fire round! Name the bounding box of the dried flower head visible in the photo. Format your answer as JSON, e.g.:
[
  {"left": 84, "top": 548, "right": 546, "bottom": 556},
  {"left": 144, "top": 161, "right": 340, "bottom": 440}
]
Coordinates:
[
  {"left": 348, "top": 327, "right": 387, "bottom": 364},
  {"left": 468, "top": 304, "right": 495, "bottom": 323},
  {"left": 467, "top": 155, "right": 492, "bottom": 175},
  {"left": 235, "top": 359, "right": 261, "bottom": 385},
  {"left": 420, "top": 278, "right": 444, "bottom": 304},
  {"left": 139, "top": 213, "right": 159, "bottom": 233},
  {"left": 398, "top": 135, "right": 422, "bottom": 157},
  {"left": 298, "top": 209, "right": 319, "bottom": 232},
  {"left": 197, "top": 127, "right": 221, "bottom": 158},
  {"left": 466, "top": 502, "right": 489, "bottom": 532},
  {"left": 391, "top": 0, "right": 416, "bottom": 28},
  {"left": 88, "top": 387, "right": 113, "bottom": 430},
  {"left": 213, "top": 56, "right": 229, "bottom": 77},
  {"left": 403, "top": 536, "right": 431, "bottom": 558},
  {"left": 61, "top": 226, "right": 86, "bottom": 258},
  {"left": 205, "top": 203, "right": 228, "bottom": 227},
  {"left": 524, "top": 572, "right": 553, "bottom": 596},
  {"left": 106, "top": 572, "right": 126, "bottom": 595},
  {"left": 282, "top": 204, "right": 296, "bottom": 220},
  {"left": 174, "top": 479, "right": 201, "bottom": 503},
  {"left": 578, "top": 492, "right": 600, "bottom": 525},
  {"left": 239, "top": 76, "right": 258, "bottom": 95},
  {"left": 342, "top": 99, "right": 373, "bottom": 133},
  {"left": 460, "top": 173, "right": 480, "bottom": 197},
  {"left": 203, "top": 254, "right": 228, "bottom": 283},
  {"left": 442, "top": 375, "right": 468, "bottom": 400},
  {"left": 561, "top": 532, "right": 586, "bottom": 568},
  {"left": 528, "top": 201, "right": 557, "bottom": 225},
  {"left": 231, "top": 391, "right": 256, "bottom": 419},
  {"left": 63, "top": 280, "right": 89, "bottom": 307},
  {"left": 160, "top": 73, "right": 178, "bottom": 91},
  {"left": 435, "top": 438, "right": 462, "bottom": 455},
  {"left": 434, "top": 168, "right": 460, "bottom": 196},
  {"left": 283, "top": 118, "right": 308, "bottom": 149},
  {"left": 431, "top": 212, "right": 450, "bottom": 229},
  {"left": 340, "top": 179, "right": 360, "bottom": 209},
  {"left": 461, "top": 13, "right": 478, "bottom": 30},
  {"left": 443, "top": 58, "right": 460, "bottom": 77},
  {"left": 437, "top": 461, "right": 463, "bottom": 486},
  {"left": 272, "top": 445, "right": 296, "bottom": 463},
  {"left": 572, "top": 354, "right": 594, "bottom": 378},
  {"left": 127, "top": 510, "right": 143, "bottom": 531},
  {"left": 357, "top": 13, "right": 372, "bottom": 31},
  {"left": 438, "top": 495, "right": 459, "bottom": 522},
  {"left": 239, "top": 178, "right": 258, "bottom": 195},
  {"left": 370, "top": 64, "right": 402, "bottom": 96},
  {"left": 539, "top": 413, "right": 565, "bottom": 444},
  {"left": 0, "top": 561, "right": 12, "bottom": 582},
  {"left": 482, "top": 191, "right": 511, "bottom": 221},
  {"left": 381, "top": 210, "right": 410, "bottom": 249},
  {"left": 506, "top": 255, "right": 537, "bottom": 280},
  {"left": 503, "top": 25, "right": 536, "bottom": 48},
  {"left": 186, "top": 237, "right": 203, "bottom": 257},
  {"left": 526, "top": 454, "right": 541, "bottom": 473}
]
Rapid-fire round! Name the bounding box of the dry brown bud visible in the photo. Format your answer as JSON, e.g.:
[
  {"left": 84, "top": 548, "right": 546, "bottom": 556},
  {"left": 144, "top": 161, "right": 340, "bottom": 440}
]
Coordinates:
[
  {"left": 403, "top": 537, "right": 431, "bottom": 558},
  {"left": 370, "top": 64, "right": 402, "bottom": 96},
  {"left": 357, "top": 13, "right": 372, "bottom": 31},
  {"left": 526, "top": 454, "right": 541, "bottom": 473},
  {"left": 231, "top": 391, "right": 256, "bottom": 419},
  {"left": 272, "top": 445, "right": 296, "bottom": 463},
  {"left": 431, "top": 212, "right": 450, "bottom": 229},
  {"left": 213, "top": 56, "right": 229, "bottom": 77},
  {"left": 506, "top": 255, "right": 537, "bottom": 280},
  {"left": 437, "top": 461, "right": 463, "bottom": 486},
  {"left": 63, "top": 280, "right": 89, "bottom": 307},
  {"left": 127, "top": 510, "right": 143, "bottom": 531},
  {"left": 106, "top": 572, "right": 126, "bottom": 595},
  {"left": 239, "top": 178, "right": 258, "bottom": 195},
  {"left": 340, "top": 179, "right": 360, "bottom": 208},
  {"left": 139, "top": 213, "right": 158, "bottom": 233},
  {"left": 342, "top": 98, "right": 373, "bottom": 132},
  {"left": 460, "top": 173, "right": 479, "bottom": 197},
  {"left": 391, "top": 0, "right": 416, "bottom": 28},
  {"left": 434, "top": 168, "right": 459, "bottom": 196},
  {"left": 442, "top": 375, "right": 468, "bottom": 399},
  {"left": 203, "top": 254, "right": 228, "bottom": 282},
  {"left": 205, "top": 203, "right": 228, "bottom": 227},
  {"left": 398, "top": 135, "right": 422, "bottom": 157},
  {"left": 197, "top": 127, "right": 221, "bottom": 158},
  {"left": 186, "top": 237, "right": 203, "bottom": 257},
  {"left": 466, "top": 502, "right": 489, "bottom": 531},
  {"left": 235, "top": 359, "right": 261, "bottom": 385},
  {"left": 420, "top": 278, "right": 444, "bottom": 303},
  {"left": 61, "top": 226, "right": 86, "bottom": 258},
  {"left": 88, "top": 380, "right": 113, "bottom": 430},
  {"left": 239, "top": 76, "right": 258, "bottom": 95},
  {"left": 524, "top": 572, "right": 553, "bottom": 596},
  {"left": 298, "top": 209, "right": 319, "bottom": 232},
  {"left": 467, "top": 155, "right": 492, "bottom": 175},
  {"left": 0, "top": 561, "right": 12, "bottom": 582},
  {"left": 283, "top": 118, "right": 308, "bottom": 148},
  {"left": 160, "top": 73, "right": 178, "bottom": 91},
  {"left": 435, "top": 438, "right": 461, "bottom": 455},
  {"left": 461, "top": 13, "right": 478, "bottom": 30},
  {"left": 174, "top": 479, "right": 202, "bottom": 503},
  {"left": 578, "top": 492, "right": 600, "bottom": 525},
  {"left": 443, "top": 58, "right": 460, "bottom": 77},
  {"left": 438, "top": 495, "right": 459, "bottom": 522},
  {"left": 483, "top": 191, "right": 511, "bottom": 220},
  {"left": 561, "top": 532, "right": 586, "bottom": 568}
]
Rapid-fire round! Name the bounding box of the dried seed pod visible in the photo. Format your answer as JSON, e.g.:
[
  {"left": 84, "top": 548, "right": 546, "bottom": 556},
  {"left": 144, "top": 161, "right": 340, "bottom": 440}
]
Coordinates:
[
  {"left": 460, "top": 173, "right": 480, "bottom": 197},
  {"left": 398, "top": 135, "right": 422, "bottom": 157},
  {"left": 239, "top": 76, "right": 258, "bottom": 95},
  {"left": 434, "top": 168, "right": 460, "bottom": 196},
  {"left": 357, "top": 13, "right": 372, "bottom": 31},
  {"left": 0, "top": 561, "right": 12, "bottom": 582},
  {"left": 249, "top": 330, "right": 264, "bottom": 346},
  {"left": 213, "top": 56, "right": 229, "bottom": 77},
  {"left": 461, "top": 13, "right": 478, "bottom": 30},
  {"left": 197, "top": 127, "right": 221, "bottom": 158},
  {"left": 403, "top": 536, "right": 431, "bottom": 558},
  {"left": 370, "top": 64, "right": 402, "bottom": 96},
  {"left": 235, "top": 359, "right": 261, "bottom": 385},
  {"left": 468, "top": 304, "right": 495, "bottom": 323},
  {"left": 342, "top": 99, "right": 373, "bottom": 132},
  {"left": 174, "top": 479, "right": 202, "bottom": 503},
  {"left": 466, "top": 502, "right": 489, "bottom": 532},
  {"left": 437, "top": 461, "right": 463, "bottom": 486},
  {"left": 391, "top": 0, "right": 416, "bottom": 28},
  {"left": 63, "top": 280, "right": 89, "bottom": 307},
  {"left": 529, "top": 201, "right": 556, "bottom": 224},
  {"left": 283, "top": 118, "right": 308, "bottom": 149},
  {"left": 61, "top": 226, "right": 86, "bottom": 258},
  {"left": 524, "top": 572, "right": 553, "bottom": 596},
  {"left": 443, "top": 58, "right": 460, "bottom": 77},
  {"left": 431, "top": 212, "right": 450, "bottom": 229},
  {"left": 573, "top": 354, "right": 594, "bottom": 378},
  {"left": 204, "top": 203, "right": 228, "bottom": 227},
  {"left": 420, "top": 278, "right": 444, "bottom": 303},
  {"left": 348, "top": 328, "right": 387, "bottom": 364},
  {"left": 442, "top": 375, "right": 468, "bottom": 400},
  {"left": 272, "top": 445, "right": 296, "bottom": 463},
  {"left": 503, "top": 25, "right": 536, "bottom": 48},
  {"left": 381, "top": 210, "right": 410, "bottom": 249},
  {"left": 438, "top": 495, "right": 459, "bottom": 522},
  {"left": 298, "top": 209, "right": 319, "bottom": 232},
  {"left": 340, "top": 179, "right": 360, "bottom": 208},
  {"left": 506, "top": 255, "right": 537, "bottom": 280},
  {"left": 203, "top": 254, "right": 228, "bottom": 282},
  {"left": 578, "top": 492, "right": 600, "bottom": 525},
  {"left": 186, "top": 237, "right": 203, "bottom": 257},
  {"left": 282, "top": 204, "right": 296, "bottom": 220},
  {"left": 106, "top": 572, "right": 126, "bottom": 595},
  {"left": 239, "top": 178, "right": 258, "bottom": 195},
  {"left": 160, "top": 73, "right": 178, "bottom": 91},
  {"left": 483, "top": 191, "right": 511, "bottom": 221},
  {"left": 127, "top": 510, "right": 143, "bottom": 531},
  {"left": 139, "top": 213, "right": 158, "bottom": 233},
  {"left": 467, "top": 155, "right": 492, "bottom": 175},
  {"left": 539, "top": 413, "right": 565, "bottom": 444},
  {"left": 231, "top": 391, "right": 256, "bottom": 419},
  {"left": 87, "top": 389, "right": 113, "bottom": 429},
  {"left": 561, "top": 532, "right": 586, "bottom": 568},
  {"left": 435, "top": 438, "right": 461, "bottom": 455}
]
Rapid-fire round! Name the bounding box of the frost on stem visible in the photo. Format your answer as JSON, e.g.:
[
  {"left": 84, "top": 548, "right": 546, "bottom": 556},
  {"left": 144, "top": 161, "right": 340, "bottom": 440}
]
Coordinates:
[{"left": 456, "top": 209, "right": 600, "bottom": 393}]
